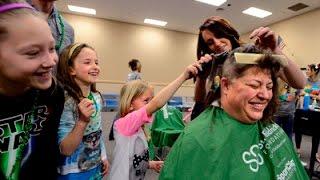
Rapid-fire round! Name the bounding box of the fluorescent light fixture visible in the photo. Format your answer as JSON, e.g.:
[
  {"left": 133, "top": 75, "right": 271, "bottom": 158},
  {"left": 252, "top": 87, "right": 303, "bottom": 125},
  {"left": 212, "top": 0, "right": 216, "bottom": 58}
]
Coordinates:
[
  {"left": 242, "top": 7, "right": 272, "bottom": 18},
  {"left": 194, "top": 0, "right": 226, "bottom": 6},
  {"left": 144, "top": 18, "right": 167, "bottom": 26},
  {"left": 68, "top": 5, "right": 96, "bottom": 15}
]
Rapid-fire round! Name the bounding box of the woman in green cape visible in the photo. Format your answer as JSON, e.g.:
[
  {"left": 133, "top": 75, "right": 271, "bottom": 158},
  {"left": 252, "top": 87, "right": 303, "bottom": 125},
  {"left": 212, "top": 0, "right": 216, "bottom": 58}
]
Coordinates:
[{"left": 159, "top": 45, "right": 309, "bottom": 180}]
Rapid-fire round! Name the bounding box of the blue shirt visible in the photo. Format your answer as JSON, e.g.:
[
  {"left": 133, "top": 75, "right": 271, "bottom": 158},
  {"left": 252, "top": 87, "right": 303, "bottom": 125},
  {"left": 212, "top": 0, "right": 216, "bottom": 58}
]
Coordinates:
[
  {"left": 26, "top": 0, "right": 74, "bottom": 54},
  {"left": 127, "top": 71, "right": 141, "bottom": 81},
  {"left": 49, "top": 6, "right": 74, "bottom": 54},
  {"left": 57, "top": 92, "right": 107, "bottom": 176}
]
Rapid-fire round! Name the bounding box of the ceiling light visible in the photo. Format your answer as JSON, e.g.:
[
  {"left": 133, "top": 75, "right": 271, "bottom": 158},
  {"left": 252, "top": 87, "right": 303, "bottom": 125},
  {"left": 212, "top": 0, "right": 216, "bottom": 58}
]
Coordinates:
[
  {"left": 242, "top": 7, "right": 272, "bottom": 18},
  {"left": 144, "top": 19, "right": 167, "bottom": 26},
  {"left": 68, "top": 5, "right": 96, "bottom": 15},
  {"left": 194, "top": 0, "right": 227, "bottom": 6}
]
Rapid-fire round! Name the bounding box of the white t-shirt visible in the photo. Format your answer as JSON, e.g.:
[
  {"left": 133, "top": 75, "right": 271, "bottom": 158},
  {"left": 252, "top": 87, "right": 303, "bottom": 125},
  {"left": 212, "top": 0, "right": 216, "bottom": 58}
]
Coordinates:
[{"left": 108, "top": 107, "right": 152, "bottom": 180}]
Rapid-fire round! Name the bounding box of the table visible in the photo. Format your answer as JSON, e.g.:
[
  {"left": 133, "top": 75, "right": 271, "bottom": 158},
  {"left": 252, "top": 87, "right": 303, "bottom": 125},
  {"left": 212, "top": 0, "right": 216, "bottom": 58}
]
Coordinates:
[{"left": 294, "top": 109, "right": 320, "bottom": 178}]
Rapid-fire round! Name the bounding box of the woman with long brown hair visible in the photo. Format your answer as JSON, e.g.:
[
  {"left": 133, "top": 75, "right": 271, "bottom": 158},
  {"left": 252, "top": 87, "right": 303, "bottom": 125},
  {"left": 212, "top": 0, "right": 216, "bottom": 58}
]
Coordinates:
[{"left": 191, "top": 16, "right": 306, "bottom": 120}]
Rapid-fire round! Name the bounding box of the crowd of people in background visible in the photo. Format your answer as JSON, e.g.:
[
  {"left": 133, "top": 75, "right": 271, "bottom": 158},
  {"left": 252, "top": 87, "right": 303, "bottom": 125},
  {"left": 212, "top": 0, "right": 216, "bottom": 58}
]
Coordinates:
[{"left": 0, "top": 0, "right": 319, "bottom": 180}]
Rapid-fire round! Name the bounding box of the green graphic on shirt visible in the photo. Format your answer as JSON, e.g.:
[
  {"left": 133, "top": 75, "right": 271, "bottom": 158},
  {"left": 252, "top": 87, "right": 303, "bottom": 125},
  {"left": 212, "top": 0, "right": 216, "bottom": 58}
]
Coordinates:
[{"left": 0, "top": 112, "right": 33, "bottom": 180}]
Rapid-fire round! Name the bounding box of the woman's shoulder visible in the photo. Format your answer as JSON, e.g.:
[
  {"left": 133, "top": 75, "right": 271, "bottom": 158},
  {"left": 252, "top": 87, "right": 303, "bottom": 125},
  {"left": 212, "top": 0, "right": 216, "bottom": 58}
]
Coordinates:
[
  {"left": 182, "top": 106, "right": 216, "bottom": 135},
  {"left": 183, "top": 106, "right": 240, "bottom": 140}
]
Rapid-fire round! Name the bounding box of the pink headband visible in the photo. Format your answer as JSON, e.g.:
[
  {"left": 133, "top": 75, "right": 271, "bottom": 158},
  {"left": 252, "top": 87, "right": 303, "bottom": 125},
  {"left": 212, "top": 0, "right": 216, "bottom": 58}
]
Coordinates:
[{"left": 0, "top": 3, "right": 34, "bottom": 13}]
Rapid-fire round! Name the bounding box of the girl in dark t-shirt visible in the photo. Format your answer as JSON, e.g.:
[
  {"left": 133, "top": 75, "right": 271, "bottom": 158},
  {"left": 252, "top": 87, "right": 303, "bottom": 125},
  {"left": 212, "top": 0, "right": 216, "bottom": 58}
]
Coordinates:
[{"left": 0, "top": 1, "right": 64, "bottom": 179}]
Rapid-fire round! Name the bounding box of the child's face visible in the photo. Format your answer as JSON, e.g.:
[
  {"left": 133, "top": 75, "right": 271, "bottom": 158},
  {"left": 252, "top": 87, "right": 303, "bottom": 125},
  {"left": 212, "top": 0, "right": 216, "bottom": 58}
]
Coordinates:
[
  {"left": 70, "top": 47, "right": 100, "bottom": 87},
  {"left": 131, "top": 87, "right": 153, "bottom": 110},
  {"left": 0, "top": 15, "right": 57, "bottom": 92},
  {"left": 306, "top": 66, "right": 315, "bottom": 77}
]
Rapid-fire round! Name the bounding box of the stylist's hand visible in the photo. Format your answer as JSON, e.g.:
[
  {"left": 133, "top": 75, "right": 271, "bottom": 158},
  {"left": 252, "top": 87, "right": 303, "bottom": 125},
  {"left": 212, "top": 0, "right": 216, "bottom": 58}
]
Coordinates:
[
  {"left": 197, "top": 54, "right": 214, "bottom": 78},
  {"left": 78, "top": 98, "right": 94, "bottom": 122},
  {"left": 249, "top": 27, "right": 278, "bottom": 51}
]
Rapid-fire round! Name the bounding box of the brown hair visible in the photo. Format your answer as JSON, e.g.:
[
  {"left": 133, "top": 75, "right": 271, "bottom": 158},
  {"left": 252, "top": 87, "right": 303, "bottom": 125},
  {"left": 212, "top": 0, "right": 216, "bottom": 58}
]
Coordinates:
[
  {"left": 56, "top": 43, "right": 99, "bottom": 103},
  {"left": 308, "top": 63, "right": 320, "bottom": 75},
  {"left": 0, "top": 0, "right": 42, "bottom": 42},
  {"left": 197, "top": 16, "right": 242, "bottom": 59},
  {"left": 221, "top": 45, "right": 281, "bottom": 123},
  {"left": 128, "top": 59, "right": 140, "bottom": 71}
]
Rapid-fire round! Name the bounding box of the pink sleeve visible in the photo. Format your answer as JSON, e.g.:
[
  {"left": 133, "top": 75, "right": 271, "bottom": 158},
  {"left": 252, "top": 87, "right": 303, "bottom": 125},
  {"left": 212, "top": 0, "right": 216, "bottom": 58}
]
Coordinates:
[{"left": 114, "top": 106, "right": 152, "bottom": 136}]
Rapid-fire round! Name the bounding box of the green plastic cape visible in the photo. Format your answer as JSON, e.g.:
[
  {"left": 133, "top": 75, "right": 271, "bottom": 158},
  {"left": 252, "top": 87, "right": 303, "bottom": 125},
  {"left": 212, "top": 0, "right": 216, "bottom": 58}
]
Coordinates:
[
  {"left": 151, "top": 106, "right": 185, "bottom": 148},
  {"left": 160, "top": 106, "right": 308, "bottom": 180}
]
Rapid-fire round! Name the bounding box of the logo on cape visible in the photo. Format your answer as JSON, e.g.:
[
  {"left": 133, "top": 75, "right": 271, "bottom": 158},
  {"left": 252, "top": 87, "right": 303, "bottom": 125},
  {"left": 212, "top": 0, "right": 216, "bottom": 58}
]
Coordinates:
[{"left": 242, "top": 145, "right": 264, "bottom": 172}]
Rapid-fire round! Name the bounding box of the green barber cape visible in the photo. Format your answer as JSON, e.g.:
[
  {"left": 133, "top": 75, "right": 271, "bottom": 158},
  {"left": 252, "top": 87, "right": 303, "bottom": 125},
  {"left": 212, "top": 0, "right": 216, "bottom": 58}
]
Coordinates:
[
  {"left": 159, "top": 106, "right": 308, "bottom": 180},
  {"left": 151, "top": 106, "right": 185, "bottom": 147}
]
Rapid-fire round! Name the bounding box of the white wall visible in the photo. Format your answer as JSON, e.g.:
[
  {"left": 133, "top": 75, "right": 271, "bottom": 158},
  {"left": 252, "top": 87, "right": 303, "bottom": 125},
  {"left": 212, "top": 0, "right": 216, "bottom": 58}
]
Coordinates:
[
  {"left": 241, "top": 8, "right": 320, "bottom": 68},
  {"left": 63, "top": 8, "right": 320, "bottom": 95},
  {"left": 62, "top": 13, "right": 198, "bottom": 96}
]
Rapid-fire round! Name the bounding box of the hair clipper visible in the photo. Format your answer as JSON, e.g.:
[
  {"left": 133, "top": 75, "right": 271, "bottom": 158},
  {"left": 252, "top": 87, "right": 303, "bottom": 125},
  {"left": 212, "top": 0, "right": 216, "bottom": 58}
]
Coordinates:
[{"left": 198, "top": 51, "right": 229, "bottom": 76}]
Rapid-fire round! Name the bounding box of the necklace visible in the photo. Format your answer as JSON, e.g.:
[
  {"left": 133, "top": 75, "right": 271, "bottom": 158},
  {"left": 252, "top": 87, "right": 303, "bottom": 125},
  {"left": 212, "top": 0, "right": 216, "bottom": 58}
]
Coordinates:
[
  {"left": 88, "top": 92, "right": 98, "bottom": 118},
  {"left": 55, "top": 13, "right": 65, "bottom": 52}
]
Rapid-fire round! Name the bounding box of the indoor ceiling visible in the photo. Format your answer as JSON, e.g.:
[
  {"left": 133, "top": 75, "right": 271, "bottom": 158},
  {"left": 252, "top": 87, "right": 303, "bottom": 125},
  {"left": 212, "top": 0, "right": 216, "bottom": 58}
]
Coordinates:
[{"left": 56, "top": 0, "right": 320, "bottom": 34}]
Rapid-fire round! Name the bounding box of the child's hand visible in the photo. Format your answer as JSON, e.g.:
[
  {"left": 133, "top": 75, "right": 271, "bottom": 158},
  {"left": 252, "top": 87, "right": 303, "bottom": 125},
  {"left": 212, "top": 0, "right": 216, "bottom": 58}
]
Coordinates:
[
  {"left": 197, "top": 54, "right": 214, "bottom": 78},
  {"left": 78, "top": 98, "right": 94, "bottom": 122},
  {"left": 149, "top": 160, "right": 164, "bottom": 173},
  {"left": 183, "top": 61, "right": 203, "bottom": 80},
  {"left": 101, "top": 159, "right": 110, "bottom": 176}
]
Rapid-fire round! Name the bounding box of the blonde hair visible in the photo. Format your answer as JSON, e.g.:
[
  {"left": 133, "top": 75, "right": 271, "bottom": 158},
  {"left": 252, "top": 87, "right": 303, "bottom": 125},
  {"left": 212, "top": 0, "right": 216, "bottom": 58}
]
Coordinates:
[
  {"left": 0, "top": 0, "right": 43, "bottom": 42},
  {"left": 119, "top": 80, "right": 151, "bottom": 117}
]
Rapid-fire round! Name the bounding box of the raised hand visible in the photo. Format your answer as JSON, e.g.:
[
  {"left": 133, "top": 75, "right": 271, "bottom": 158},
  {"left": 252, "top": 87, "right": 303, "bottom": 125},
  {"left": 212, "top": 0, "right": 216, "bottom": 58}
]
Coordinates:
[
  {"left": 183, "top": 61, "right": 203, "bottom": 80},
  {"left": 249, "top": 27, "right": 277, "bottom": 51},
  {"left": 197, "top": 54, "right": 214, "bottom": 78},
  {"left": 78, "top": 98, "right": 94, "bottom": 122}
]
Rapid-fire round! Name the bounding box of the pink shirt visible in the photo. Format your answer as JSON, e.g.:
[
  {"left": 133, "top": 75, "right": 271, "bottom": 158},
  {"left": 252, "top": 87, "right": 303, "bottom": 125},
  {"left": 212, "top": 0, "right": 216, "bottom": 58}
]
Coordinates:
[{"left": 115, "top": 106, "right": 152, "bottom": 136}]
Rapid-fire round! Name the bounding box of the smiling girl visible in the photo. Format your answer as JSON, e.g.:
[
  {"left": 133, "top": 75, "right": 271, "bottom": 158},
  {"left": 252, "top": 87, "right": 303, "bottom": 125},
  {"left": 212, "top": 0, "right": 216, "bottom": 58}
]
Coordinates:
[
  {"left": 56, "top": 43, "right": 109, "bottom": 179},
  {"left": 0, "top": 1, "right": 65, "bottom": 179}
]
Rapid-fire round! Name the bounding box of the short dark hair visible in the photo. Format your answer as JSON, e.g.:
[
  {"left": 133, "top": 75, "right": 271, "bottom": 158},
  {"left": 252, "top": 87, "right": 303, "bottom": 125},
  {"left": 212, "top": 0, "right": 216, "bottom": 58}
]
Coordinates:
[
  {"left": 308, "top": 63, "right": 320, "bottom": 75},
  {"left": 222, "top": 45, "right": 281, "bottom": 123},
  {"left": 128, "top": 59, "right": 140, "bottom": 71}
]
